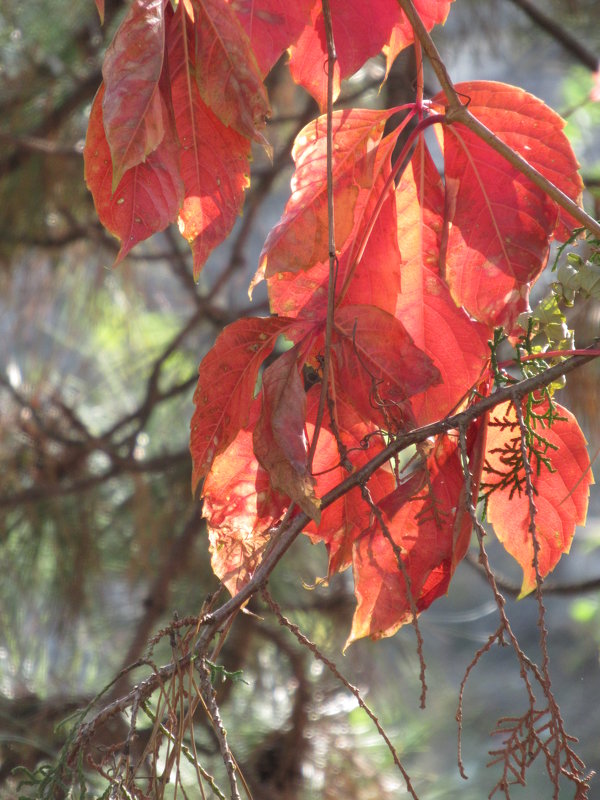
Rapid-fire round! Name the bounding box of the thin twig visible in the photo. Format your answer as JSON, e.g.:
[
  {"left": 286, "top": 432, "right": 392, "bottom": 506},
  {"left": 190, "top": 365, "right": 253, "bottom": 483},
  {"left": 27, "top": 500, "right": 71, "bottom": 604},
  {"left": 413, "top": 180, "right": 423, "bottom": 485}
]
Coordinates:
[
  {"left": 197, "top": 659, "right": 241, "bottom": 800},
  {"left": 261, "top": 588, "right": 420, "bottom": 800},
  {"left": 359, "top": 484, "right": 428, "bottom": 708},
  {"left": 505, "top": 0, "right": 599, "bottom": 71},
  {"left": 308, "top": 0, "right": 338, "bottom": 471}
]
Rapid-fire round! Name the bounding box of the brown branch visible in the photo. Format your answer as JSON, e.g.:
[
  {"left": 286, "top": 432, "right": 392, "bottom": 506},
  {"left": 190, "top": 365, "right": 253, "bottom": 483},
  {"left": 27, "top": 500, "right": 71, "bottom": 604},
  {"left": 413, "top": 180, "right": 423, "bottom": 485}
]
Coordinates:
[
  {"left": 323, "top": 345, "right": 600, "bottom": 509},
  {"left": 397, "top": 0, "right": 600, "bottom": 239},
  {"left": 464, "top": 551, "right": 600, "bottom": 597},
  {"left": 108, "top": 506, "right": 205, "bottom": 701},
  {"left": 66, "top": 346, "right": 600, "bottom": 763},
  {"left": 262, "top": 588, "right": 420, "bottom": 800},
  {"left": 505, "top": 0, "right": 599, "bottom": 72}
]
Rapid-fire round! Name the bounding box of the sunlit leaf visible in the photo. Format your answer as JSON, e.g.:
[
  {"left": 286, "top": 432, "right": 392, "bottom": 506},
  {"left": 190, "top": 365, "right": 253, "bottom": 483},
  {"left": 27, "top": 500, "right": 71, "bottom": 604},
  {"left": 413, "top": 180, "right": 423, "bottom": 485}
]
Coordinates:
[
  {"left": 95, "top": 0, "right": 105, "bottom": 25},
  {"left": 84, "top": 84, "right": 184, "bottom": 264},
  {"left": 191, "top": 316, "right": 304, "bottom": 491},
  {"left": 332, "top": 304, "right": 440, "bottom": 429},
  {"left": 347, "top": 431, "right": 475, "bottom": 645},
  {"left": 433, "top": 81, "right": 583, "bottom": 329},
  {"left": 304, "top": 388, "right": 396, "bottom": 574},
  {"left": 254, "top": 345, "right": 321, "bottom": 521},
  {"left": 232, "top": 0, "right": 313, "bottom": 76},
  {"left": 289, "top": 0, "right": 453, "bottom": 108},
  {"left": 204, "top": 402, "right": 287, "bottom": 595},
  {"left": 265, "top": 127, "right": 402, "bottom": 318},
  {"left": 257, "top": 108, "right": 397, "bottom": 281},
  {"left": 166, "top": 2, "right": 251, "bottom": 277},
  {"left": 485, "top": 398, "right": 592, "bottom": 596},
  {"left": 396, "top": 138, "right": 490, "bottom": 424}
]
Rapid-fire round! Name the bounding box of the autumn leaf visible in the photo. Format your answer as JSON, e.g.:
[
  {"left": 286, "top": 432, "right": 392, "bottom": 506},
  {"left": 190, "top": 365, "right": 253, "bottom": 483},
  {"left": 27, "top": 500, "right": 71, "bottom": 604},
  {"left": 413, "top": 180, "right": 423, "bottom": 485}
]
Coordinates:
[
  {"left": 332, "top": 304, "right": 441, "bottom": 429},
  {"left": 232, "top": 0, "right": 314, "bottom": 77},
  {"left": 265, "top": 126, "right": 402, "bottom": 318},
  {"left": 203, "top": 401, "right": 287, "bottom": 595},
  {"left": 166, "top": 1, "right": 251, "bottom": 277},
  {"left": 94, "top": 0, "right": 104, "bottom": 24},
  {"left": 289, "top": 0, "right": 453, "bottom": 108},
  {"left": 190, "top": 316, "right": 305, "bottom": 491},
  {"left": 383, "top": 0, "right": 453, "bottom": 78},
  {"left": 254, "top": 345, "right": 321, "bottom": 521},
  {"left": 190, "top": 0, "right": 270, "bottom": 143},
  {"left": 347, "top": 432, "right": 474, "bottom": 645},
  {"left": 101, "top": 0, "right": 166, "bottom": 188},
  {"left": 84, "top": 84, "right": 184, "bottom": 264},
  {"left": 257, "top": 108, "right": 398, "bottom": 281},
  {"left": 304, "top": 388, "right": 396, "bottom": 575},
  {"left": 590, "top": 69, "right": 600, "bottom": 103},
  {"left": 432, "top": 81, "right": 583, "bottom": 329},
  {"left": 485, "top": 399, "right": 592, "bottom": 596},
  {"left": 396, "top": 138, "right": 490, "bottom": 424}
]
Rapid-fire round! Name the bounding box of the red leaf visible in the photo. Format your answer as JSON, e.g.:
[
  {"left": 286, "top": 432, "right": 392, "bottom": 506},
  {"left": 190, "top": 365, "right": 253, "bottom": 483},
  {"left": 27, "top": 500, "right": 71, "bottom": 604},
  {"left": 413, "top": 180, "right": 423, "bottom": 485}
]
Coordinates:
[
  {"left": 332, "top": 304, "right": 440, "bottom": 429},
  {"left": 432, "top": 81, "right": 583, "bottom": 329},
  {"left": 288, "top": 3, "right": 340, "bottom": 111},
  {"left": 166, "top": 2, "right": 251, "bottom": 277},
  {"left": 396, "top": 138, "right": 490, "bottom": 424},
  {"left": 347, "top": 432, "right": 473, "bottom": 645},
  {"left": 383, "top": 0, "right": 453, "bottom": 78},
  {"left": 485, "top": 399, "right": 592, "bottom": 596},
  {"left": 84, "top": 84, "right": 184, "bottom": 264},
  {"left": 232, "top": 0, "right": 314, "bottom": 77},
  {"left": 304, "top": 388, "right": 396, "bottom": 575},
  {"left": 289, "top": 0, "right": 453, "bottom": 108},
  {"left": 257, "top": 108, "right": 397, "bottom": 281},
  {"left": 190, "top": 315, "right": 303, "bottom": 491},
  {"left": 203, "top": 402, "right": 287, "bottom": 595},
  {"left": 254, "top": 345, "right": 321, "bottom": 521},
  {"left": 264, "top": 127, "right": 402, "bottom": 318},
  {"left": 101, "top": 0, "right": 166, "bottom": 187},
  {"left": 334, "top": 134, "right": 402, "bottom": 314},
  {"left": 191, "top": 0, "right": 270, "bottom": 142}
]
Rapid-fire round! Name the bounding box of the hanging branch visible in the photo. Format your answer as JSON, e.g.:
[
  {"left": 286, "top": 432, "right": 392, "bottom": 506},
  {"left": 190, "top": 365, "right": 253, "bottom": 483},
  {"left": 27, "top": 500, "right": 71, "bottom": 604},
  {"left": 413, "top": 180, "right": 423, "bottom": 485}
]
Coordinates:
[
  {"left": 262, "top": 588, "right": 420, "bottom": 800},
  {"left": 308, "top": 0, "right": 338, "bottom": 470}
]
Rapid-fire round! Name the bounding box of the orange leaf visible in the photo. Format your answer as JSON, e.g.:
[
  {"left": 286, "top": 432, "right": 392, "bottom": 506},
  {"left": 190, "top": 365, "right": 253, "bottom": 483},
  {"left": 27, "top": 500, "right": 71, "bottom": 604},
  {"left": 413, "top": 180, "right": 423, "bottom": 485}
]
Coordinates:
[
  {"left": 94, "top": 0, "right": 104, "bottom": 24},
  {"left": 590, "top": 69, "right": 600, "bottom": 103},
  {"left": 347, "top": 432, "right": 475, "bottom": 645},
  {"left": 396, "top": 138, "right": 490, "bottom": 424},
  {"left": 84, "top": 84, "right": 184, "bottom": 264},
  {"left": 485, "top": 399, "right": 592, "bottom": 596},
  {"left": 332, "top": 304, "right": 440, "bottom": 429},
  {"left": 232, "top": 0, "right": 313, "bottom": 76},
  {"left": 289, "top": 0, "right": 453, "bottom": 108},
  {"left": 265, "top": 127, "right": 402, "bottom": 318},
  {"left": 304, "top": 388, "right": 396, "bottom": 575},
  {"left": 257, "top": 108, "right": 397, "bottom": 281},
  {"left": 204, "top": 402, "right": 287, "bottom": 595}
]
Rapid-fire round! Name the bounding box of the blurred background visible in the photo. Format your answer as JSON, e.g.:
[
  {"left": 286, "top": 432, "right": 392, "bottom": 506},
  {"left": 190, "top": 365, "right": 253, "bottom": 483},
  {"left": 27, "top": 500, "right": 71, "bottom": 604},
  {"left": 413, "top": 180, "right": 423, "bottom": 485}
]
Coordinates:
[{"left": 0, "top": 0, "right": 599, "bottom": 797}]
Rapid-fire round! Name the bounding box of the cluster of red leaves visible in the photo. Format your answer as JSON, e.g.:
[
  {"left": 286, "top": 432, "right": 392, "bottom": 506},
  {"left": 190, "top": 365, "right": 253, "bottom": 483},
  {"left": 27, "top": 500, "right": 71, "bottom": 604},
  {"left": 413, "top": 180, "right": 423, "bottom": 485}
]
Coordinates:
[{"left": 87, "top": 0, "right": 593, "bottom": 644}]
